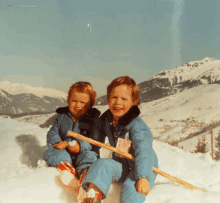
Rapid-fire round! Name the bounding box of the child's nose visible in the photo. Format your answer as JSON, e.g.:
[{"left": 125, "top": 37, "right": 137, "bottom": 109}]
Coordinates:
[
  {"left": 76, "top": 102, "right": 82, "bottom": 108},
  {"left": 115, "top": 98, "right": 122, "bottom": 104}
]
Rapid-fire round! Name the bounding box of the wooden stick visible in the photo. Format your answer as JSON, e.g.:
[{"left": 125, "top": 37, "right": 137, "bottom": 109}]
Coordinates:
[{"left": 67, "top": 130, "right": 207, "bottom": 192}]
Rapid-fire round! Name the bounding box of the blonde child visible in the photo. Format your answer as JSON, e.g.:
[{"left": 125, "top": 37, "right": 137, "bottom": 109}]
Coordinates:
[
  {"left": 43, "top": 82, "right": 101, "bottom": 191},
  {"left": 81, "top": 76, "right": 158, "bottom": 203}
]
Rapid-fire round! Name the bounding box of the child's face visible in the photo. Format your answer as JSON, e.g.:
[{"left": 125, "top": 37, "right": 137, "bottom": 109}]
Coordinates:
[
  {"left": 68, "top": 89, "right": 91, "bottom": 118},
  {"left": 108, "top": 85, "right": 134, "bottom": 121}
]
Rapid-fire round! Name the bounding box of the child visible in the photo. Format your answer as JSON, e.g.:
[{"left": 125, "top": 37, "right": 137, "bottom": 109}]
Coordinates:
[
  {"left": 81, "top": 76, "right": 158, "bottom": 203},
  {"left": 43, "top": 81, "right": 101, "bottom": 192}
]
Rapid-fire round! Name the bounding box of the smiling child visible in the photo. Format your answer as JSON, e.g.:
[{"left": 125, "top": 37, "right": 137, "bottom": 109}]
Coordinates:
[{"left": 81, "top": 76, "right": 158, "bottom": 203}]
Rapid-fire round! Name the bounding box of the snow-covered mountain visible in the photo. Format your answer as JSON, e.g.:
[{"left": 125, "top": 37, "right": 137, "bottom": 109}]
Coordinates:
[
  {"left": 0, "top": 81, "right": 67, "bottom": 116},
  {"left": 139, "top": 57, "right": 219, "bottom": 102},
  {"left": 0, "top": 81, "right": 67, "bottom": 98},
  {"left": 97, "top": 57, "right": 220, "bottom": 104}
]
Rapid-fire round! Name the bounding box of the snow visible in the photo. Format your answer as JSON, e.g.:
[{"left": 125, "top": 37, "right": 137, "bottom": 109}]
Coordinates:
[
  {"left": 13, "top": 113, "right": 56, "bottom": 126},
  {"left": 0, "top": 81, "right": 67, "bottom": 99},
  {"left": 140, "top": 84, "right": 220, "bottom": 123},
  {"left": 1, "top": 117, "right": 220, "bottom": 202},
  {"left": 135, "top": 84, "right": 220, "bottom": 153},
  {"left": 0, "top": 91, "right": 8, "bottom": 99},
  {"left": 0, "top": 90, "right": 13, "bottom": 103},
  {"left": 153, "top": 57, "right": 219, "bottom": 85},
  {"left": 179, "top": 126, "right": 220, "bottom": 153}
]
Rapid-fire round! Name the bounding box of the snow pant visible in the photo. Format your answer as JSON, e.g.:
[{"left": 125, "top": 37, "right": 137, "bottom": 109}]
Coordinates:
[
  {"left": 82, "top": 158, "right": 157, "bottom": 203},
  {"left": 43, "top": 147, "right": 98, "bottom": 177}
]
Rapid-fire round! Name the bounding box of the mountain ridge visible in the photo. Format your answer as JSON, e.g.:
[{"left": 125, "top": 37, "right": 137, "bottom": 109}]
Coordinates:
[
  {"left": 0, "top": 81, "right": 67, "bottom": 99},
  {"left": 97, "top": 57, "right": 220, "bottom": 104},
  {"left": 0, "top": 89, "right": 66, "bottom": 116}
]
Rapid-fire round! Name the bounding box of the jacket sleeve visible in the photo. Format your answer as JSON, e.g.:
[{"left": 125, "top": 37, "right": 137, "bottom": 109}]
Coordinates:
[
  {"left": 76, "top": 139, "right": 92, "bottom": 152},
  {"left": 90, "top": 117, "right": 105, "bottom": 156},
  {"left": 46, "top": 116, "right": 62, "bottom": 147},
  {"left": 129, "top": 118, "right": 155, "bottom": 182}
]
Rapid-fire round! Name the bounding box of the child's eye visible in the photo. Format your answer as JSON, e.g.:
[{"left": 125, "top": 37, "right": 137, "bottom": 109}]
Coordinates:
[{"left": 122, "top": 98, "right": 127, "bottom": 101}]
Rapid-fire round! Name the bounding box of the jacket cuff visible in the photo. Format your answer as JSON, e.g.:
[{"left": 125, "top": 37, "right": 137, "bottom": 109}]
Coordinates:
[
  {"left": 78, "top": 140, "right": 92, "bottom": 152},
  {"left": 136, "top": 175, "right": 150, "bottom": 182},
  {"left": 48, "top": 138, "right": 62, "bottom": 146}
]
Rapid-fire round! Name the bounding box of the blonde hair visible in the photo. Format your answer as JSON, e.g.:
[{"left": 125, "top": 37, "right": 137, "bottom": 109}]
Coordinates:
[
  {"left": 67, "top": 81, "right": 97, "bottom": 108},
  {"left": 107, "top": 76, "right": 140, "bottom": 105}
]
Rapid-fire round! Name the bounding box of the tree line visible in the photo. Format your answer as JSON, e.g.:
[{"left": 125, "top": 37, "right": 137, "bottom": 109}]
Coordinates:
[{"left": 168, "top": 130, "right": 220, "bottom": 160}]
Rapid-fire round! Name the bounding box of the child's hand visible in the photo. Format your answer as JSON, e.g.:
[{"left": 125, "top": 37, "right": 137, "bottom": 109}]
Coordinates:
[
  {"left": 136, "top": 178, "right": 150, "bottom": 195},
  {"left": 53, "top": 141, "right": 68, "bottom": 150},
  {"left": 68, "top": 142, "right": 81, "bottom": 153}
]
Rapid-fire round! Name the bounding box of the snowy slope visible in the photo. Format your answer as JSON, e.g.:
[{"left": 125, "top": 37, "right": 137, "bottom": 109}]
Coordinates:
[
  {"left": 13, "top": 113, "right": 57, "bottom": 126},
  {"left": 179, "top": 126, "right": 220, "bottom": 153},
  {"left": 1, "top": 117, "right": 220, "bottom": 202},
  {"left": 138, "top": 84, "right": 220, "bottom": 145}
]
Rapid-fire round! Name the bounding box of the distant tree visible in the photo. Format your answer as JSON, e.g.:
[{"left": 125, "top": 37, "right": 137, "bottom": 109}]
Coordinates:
[
  {"left": 192, "top": 137, "right": 202, "bottom": 153},
  {"left": 168, "top": 140, "right": 184, "bottom": 150},
  {"left": 200, "top": 135, "right": 209, "bottom": 153},
  {"left": 192, "top": 135, "right": 208, "bottom": 153},
  {"left": 168, "top": 140, "right": 178, "bottom": 147},
  {"left": 214, "top": 130, "right": 220, "bottom": 160}
]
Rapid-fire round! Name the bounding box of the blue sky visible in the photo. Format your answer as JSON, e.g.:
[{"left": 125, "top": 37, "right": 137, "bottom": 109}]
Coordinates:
[{"left": 0, "top": 0, "right": 220, "bottom": 96}]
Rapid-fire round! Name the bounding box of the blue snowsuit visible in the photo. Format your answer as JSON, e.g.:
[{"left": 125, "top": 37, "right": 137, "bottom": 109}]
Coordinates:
[
  {"left": 82, "top": 105, "right": 158, "bottom": 203},
  {"left": 43, "top": 106, "right": 101, "bottom": 177}
]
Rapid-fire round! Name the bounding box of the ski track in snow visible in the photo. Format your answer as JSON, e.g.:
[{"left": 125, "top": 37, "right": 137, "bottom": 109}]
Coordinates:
[{"left": 1, "top": 117, "right": 220, "bottom": 203}]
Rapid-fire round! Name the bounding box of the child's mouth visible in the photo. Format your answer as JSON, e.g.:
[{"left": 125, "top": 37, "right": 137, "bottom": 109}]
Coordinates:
[
  {"left": 114, "top": 108, "right": 123, "bottom": 112},
  {"left": 74, "top": 109, "right": 81, "bottom": 112}
]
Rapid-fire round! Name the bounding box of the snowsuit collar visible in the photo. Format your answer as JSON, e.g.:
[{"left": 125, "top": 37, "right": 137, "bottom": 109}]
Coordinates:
[
  {"left": 100, "top": 105, "right": 140, "bottom": 126},
  {"left": 56, "top": 106, "right": 101, "bottom": 124}
]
